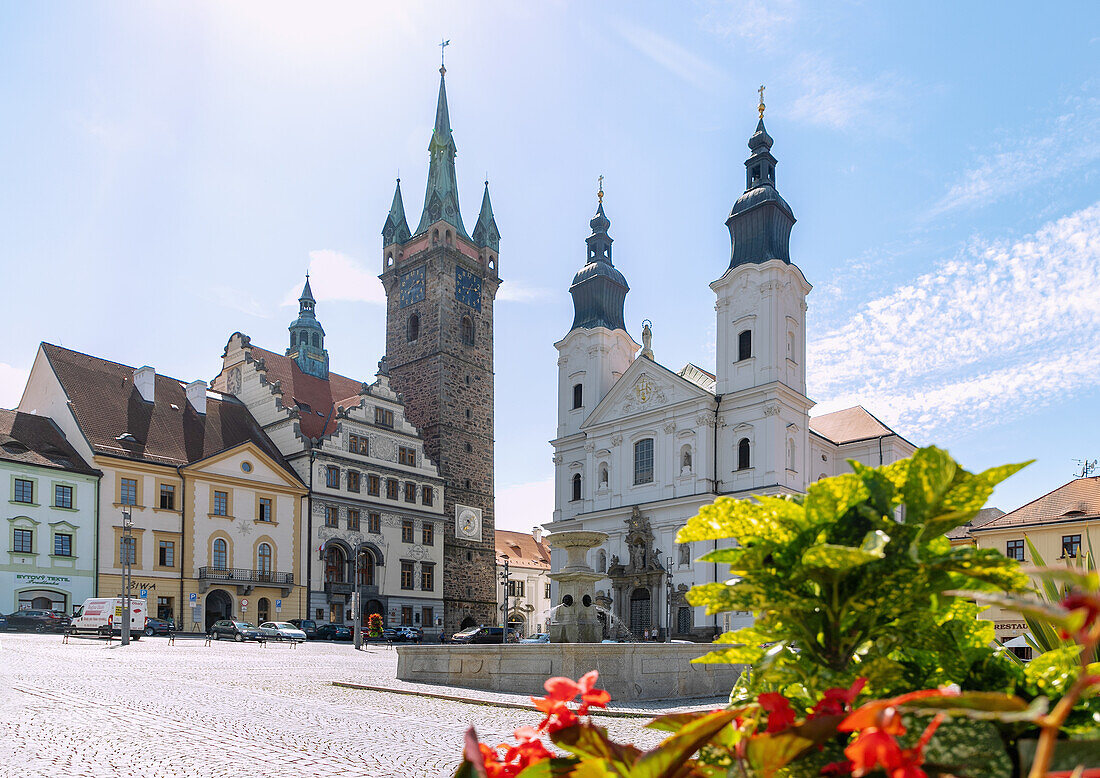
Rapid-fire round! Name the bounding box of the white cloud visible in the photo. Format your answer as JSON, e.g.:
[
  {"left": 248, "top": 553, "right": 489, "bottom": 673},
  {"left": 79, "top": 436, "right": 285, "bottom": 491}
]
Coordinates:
[
  {"left": 786, "top": 55, "right": 907, "bottom": 132},
  {"left": 210, "top": 286, "right": 271, "bottom": 318},
  {"left": 0, "top": 363, "right": 29, "bottom": 409},
  {"left": 496, "top": 279, "right": 554, "bottom": 303},
  {"left": 495, "top": 477, "right": 555, "bottom": 532},
  {"left": 929, "top": 95, "right": 1100, "bottom": 216},
  {"left": 696, "top": 0, "right": 800, "bottom": 52},
  {"left": 613, "top": 20, "right": 725, "bottom": 90},
  {"left": 283, "top": 249, "right": 386, "bottom": 306},
  {"left": 809, "top": 201, "right": 1100, "bottom": 439}
]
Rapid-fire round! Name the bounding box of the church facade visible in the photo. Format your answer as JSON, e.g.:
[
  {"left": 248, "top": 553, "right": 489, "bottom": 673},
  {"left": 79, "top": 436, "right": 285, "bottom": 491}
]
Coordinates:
[
  {"left": 550, "top": 111, "right": 916, "bottom": 640},
  {"left": 378, "top": 63, "right": 501, "bottom": 633}
]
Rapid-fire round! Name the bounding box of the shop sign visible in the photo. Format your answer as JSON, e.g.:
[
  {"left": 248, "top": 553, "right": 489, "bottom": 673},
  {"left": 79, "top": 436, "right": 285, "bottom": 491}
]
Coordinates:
[{"left": 15, "top": 573, "right": 72, "bottom": 586}]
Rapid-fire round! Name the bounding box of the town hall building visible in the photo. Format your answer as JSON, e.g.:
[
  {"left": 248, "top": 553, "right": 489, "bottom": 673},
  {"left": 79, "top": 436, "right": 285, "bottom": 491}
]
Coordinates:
[{"left": 549, "top": 105, "right": 916, "bottom": 641}]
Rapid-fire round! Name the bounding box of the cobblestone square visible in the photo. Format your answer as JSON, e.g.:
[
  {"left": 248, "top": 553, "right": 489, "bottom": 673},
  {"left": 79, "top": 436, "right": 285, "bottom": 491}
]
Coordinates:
[{"left": 0, "top": 634, "right": 674, "bottom": 778}]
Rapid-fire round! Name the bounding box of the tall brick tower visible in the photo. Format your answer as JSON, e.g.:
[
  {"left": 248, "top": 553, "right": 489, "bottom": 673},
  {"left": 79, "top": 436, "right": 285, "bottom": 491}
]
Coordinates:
[{"left": 379, "top": 62, "right": 501, "bottom": 633}]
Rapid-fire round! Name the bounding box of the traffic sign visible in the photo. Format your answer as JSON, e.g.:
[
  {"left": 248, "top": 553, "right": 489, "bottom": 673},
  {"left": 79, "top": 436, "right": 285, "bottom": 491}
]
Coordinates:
[
  {"left": 189, "top": 592, "right": 197, "bottom": 603},
  {"left": 275, "top": 599, "right": 282, "bottom": 611},
  {"left": 139, "top": 589, "right": 147, "bottom": 599},
  {"left": 241, "top": 605, "right": 247, "bottom": 612},
  {"left": 241, "top": 598, "right": 249, "bottom": 607}
]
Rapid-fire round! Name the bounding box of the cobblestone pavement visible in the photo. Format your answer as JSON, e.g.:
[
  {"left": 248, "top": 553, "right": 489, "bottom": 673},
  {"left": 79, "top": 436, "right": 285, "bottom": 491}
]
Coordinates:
[{"left": 0, "top": 634, "right": 689, "bottom": 778}]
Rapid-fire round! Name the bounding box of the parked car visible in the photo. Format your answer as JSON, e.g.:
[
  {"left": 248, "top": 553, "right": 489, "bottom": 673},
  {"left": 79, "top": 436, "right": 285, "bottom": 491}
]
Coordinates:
[
  {"left": 69, "top": 598, "right": 147, "bottom": 637},
  {"left": 209, "top": 620, "right": 263, "bottom": 642},
  {"left": 520, "top": 633, "right": 550, "bottom": 644},
  {"left": 380, "top": 627, "right": 401, "bottom": 642},
  {"left": 258, "top": 622, "right": 307, "bottom": 642},
  {"left": 5, "top": 609, "right": 71, "bottom": 633},
  {"left": 143, "top": 617, "right": 173, "bottom": 637},
  {"left": 451, "top": 626, "right": 518, "bottom": 644},
  {"left": 398, "top": 627, "right": 423, "bottom": 643},
  {"left": 0, "top": 614, "right": 7, "bottom": 630},
  {"left": 315, "top": 623, "right": 353, "bottom": 641},
  {"left": 288, "top": 619, "right": 318, "bottom": 640}
]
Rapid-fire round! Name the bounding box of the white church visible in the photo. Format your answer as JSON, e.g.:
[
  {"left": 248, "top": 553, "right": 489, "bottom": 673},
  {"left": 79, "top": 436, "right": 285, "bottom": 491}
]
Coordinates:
[{"left": 549, "top": 108, "right": 915, "bottom": 641}]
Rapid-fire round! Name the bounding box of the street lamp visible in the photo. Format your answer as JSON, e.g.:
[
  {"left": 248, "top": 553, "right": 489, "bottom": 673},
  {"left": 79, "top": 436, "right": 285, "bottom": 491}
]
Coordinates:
[
  {"left": 352, "top": 543, "right": 369, "bottom": 650},
  {"left": 499, "top": 554, "right": 510, "bottom": 645},
  {"left": 665, "top": 555, "right": 674, "bottom": 643},
  {"left": 121, "top": 507, "right": 133, "bottom": 646}
]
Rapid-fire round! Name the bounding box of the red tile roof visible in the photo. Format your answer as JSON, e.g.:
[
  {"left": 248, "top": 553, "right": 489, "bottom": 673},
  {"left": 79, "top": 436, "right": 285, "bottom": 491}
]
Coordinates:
[
  {"left": 974, "top": 477, "right": 1100, "bottom": 531},
  {"left": 0, "top": 408, "right": 98, "bottom": 475},
  {"left": 810, "top": 406, "right": 897, "bottom": 445},
  {"left": 495, "top": 530, "right": 551, "bottom": 570},
  {"left": 248, "top": 346, "right": 364, "bottom": 439},
  {"left": 42, "top": 343, "right": 297, "bottom": 478}
]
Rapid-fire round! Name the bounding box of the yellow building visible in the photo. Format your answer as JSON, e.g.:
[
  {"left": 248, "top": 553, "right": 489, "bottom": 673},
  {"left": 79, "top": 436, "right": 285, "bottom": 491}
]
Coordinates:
[
  {"left": 970, "top": 476, "right": 1100, "bottom": 642},
  {"left": 18, "top": 343, "right": 307, "bottom": 629}
]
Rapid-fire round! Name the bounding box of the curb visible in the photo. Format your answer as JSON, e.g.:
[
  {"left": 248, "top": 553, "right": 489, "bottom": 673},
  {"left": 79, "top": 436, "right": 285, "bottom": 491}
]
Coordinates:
[{"left": 330, "top": 682, "right": 716, "bottom": 719}]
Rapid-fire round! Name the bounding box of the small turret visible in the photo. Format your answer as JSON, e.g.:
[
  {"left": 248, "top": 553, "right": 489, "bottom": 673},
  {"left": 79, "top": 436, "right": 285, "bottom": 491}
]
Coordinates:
[
  {"left": 287, "top": 273, "right": 329, "bottom": 379},
  {"left": 471, "top": 180, "right": 500, "bottom": 253},
  {"left": 568, "top": 183, "right": 629, "bottom": 333},
  {"left": 382, "top": 178, "right": 412, "bottom": 247}
]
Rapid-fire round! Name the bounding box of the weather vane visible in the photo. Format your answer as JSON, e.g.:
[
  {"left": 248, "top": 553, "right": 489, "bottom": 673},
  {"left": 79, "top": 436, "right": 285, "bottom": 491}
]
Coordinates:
[
  {"left": 597, "top": 174, "right": 604, "bottom": 204},
  {"left": 758, "top": 84, "right": 766, "bottom": 120},
  {"left": 440, "top": 38, "right": 450, "bottom": 70}
]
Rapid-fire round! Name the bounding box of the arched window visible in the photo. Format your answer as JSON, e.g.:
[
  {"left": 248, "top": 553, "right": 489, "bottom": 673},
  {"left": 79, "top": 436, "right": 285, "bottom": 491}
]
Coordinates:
[
  {"left": 571, "top": 473, "right": 582, "bottom": 501},
  {"left": 445, "top": 230, "right": 453, "bottom": 246},
  {"left": 407, "top": 313, "right": 420, "bottom": 342},
  {"left": 257, "top": 543, "right": 272, "bottom": 577},
  {"left": 572, "top": 383, "right": 583, "bottom": 410},
  {"left": 312, "top": 333, "right": 320, "bottom": 348},
  {"left": 358, "top": 551, "right": 374, "bottom": 586},
  {"left": 737, "top": 438, "right": 751, "bottom": 471},
  {"left": 787, "top": 439, "right": 797, "bottom": 472},
  {"left": 461, "top": 316, "right": 474, "bottom": 346},
  {"left": 787, "top": 331, "right": 796, "bottom": 361},
  {"left": 432, "top": 229, "right": 440, "bottom": 245},
  {"left": 633, "top": 438, "right": 654, "bottom": 485},
  {"left": 325, "top": 546, "right": 346, "bottom": 583},
  {"left": 212, "top": 538, "right": 227, "bottom": 570},
  {"left": 738, "top": 330, "right": 752, "bottom": 361},
  {"left": 290, "top": 332, "right": 297, "bottom": 347}
]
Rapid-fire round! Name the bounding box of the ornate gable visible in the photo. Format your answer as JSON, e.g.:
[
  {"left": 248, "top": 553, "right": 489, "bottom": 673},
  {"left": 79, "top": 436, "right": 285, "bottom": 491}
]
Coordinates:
[{"left": 581, "top": 357, "right": 712, "bottom": 430}]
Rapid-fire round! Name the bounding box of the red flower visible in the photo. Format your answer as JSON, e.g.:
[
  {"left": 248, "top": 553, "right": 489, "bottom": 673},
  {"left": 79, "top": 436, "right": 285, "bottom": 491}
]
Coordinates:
[
  {"left": 466, "top": 726, "right": 553, "bottom": 778},
  {"left": 811, "top": 678, "right": 868, "bottom": 719},
  {"left": 1059, "top": 592, "right": 1100, "bottom": 641},
  {"left": 531, "top": 671, "right": 609, "bottom": 733},
  {"left": 821, "top": 760, "right": 854, "bottom": 776},
  {"left": 841, "top": 708, "right": 945, "bottom": 778},
  {"left": 758, "top": 692, "right": 797, "bottom": 733},
  {"left": 838, "top": 687, "right": 957, "bottom": 733}
]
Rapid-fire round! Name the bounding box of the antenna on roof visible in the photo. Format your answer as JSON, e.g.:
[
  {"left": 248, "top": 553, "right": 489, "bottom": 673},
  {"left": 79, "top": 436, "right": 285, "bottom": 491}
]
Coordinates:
[{"left": 1073, "top": 458, "right": 1098, "bottom": 478}]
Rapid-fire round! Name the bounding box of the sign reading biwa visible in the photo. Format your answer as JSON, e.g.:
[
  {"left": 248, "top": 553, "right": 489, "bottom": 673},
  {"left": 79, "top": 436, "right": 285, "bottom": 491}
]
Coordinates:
[{"left": 15, "top": 573, "right": 72, "bottom": 586}]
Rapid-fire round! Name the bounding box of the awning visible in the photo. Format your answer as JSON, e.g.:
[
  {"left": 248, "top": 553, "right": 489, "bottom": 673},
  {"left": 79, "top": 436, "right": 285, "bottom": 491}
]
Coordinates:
[{"left": 1002, "top": 633, "right": 1033, "bottom": 648}]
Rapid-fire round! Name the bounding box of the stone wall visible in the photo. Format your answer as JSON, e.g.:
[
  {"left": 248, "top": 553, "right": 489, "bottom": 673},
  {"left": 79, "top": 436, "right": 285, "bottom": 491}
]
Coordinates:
[{"left": 396, "top": 643, "right": 744, "bottom": 702}]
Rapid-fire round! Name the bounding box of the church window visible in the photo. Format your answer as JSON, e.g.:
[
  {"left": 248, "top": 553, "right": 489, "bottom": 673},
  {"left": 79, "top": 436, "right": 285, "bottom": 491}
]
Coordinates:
[
  {"left": 738, "top": 330, "right": 752, "bottom": 361},
  {"left": 571, "top": 473, "right": 582, "bottom": 501},
  {"left": 461, "top": 316, "right": 474, "bottom": 346},
  {"left": 787, "top": 439, "right": 797, "bottom": 472},
  {"left": 787, "top": 331, "right": 796, "bottom": 362},
  {"left": 633, "top": 438, "right": 654, "bottom": 485},
  {"left": 407, "top": 313, "right": 420, "bottom": 342},
  {"left": 572, "top": 383, "right": 583, "bottom": 410},
  {"left": 737, "top": 438, "right": 751, "bottom": 471}
]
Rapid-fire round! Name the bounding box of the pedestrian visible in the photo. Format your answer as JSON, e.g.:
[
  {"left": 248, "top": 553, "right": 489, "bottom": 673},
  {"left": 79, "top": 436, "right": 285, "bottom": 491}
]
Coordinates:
[{"left": 439, "top": 631, "right": 446, "bottom": 645}]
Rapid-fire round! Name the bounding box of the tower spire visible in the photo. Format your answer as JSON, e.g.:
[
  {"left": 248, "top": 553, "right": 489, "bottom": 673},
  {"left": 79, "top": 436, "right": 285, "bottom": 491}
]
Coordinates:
[
  {"left": 288, "top": 272, "right": 329, "bottom": 378},
  {"left": 415, "top": 60, "right": 469, "bottom": 239},
  {"left": 382, "top": 178, "right": 411, "bottom": 245},
  {"left": 568, "top": 187, "right": 629, "bottom": 332},
  {"left": 471, "top": 180, "right": 500, "bottom": 251}
]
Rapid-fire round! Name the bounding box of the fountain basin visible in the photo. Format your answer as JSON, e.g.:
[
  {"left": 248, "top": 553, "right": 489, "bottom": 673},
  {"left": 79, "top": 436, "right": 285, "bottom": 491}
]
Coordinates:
[{"left": 395, "top": 643, "right": 745, "bottom": 702}]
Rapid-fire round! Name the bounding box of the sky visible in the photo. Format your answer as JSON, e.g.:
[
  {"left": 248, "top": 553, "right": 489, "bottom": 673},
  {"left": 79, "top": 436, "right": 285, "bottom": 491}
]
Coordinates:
[{"left": 1, "top": 2, "right": 1098, "bottom": 532}]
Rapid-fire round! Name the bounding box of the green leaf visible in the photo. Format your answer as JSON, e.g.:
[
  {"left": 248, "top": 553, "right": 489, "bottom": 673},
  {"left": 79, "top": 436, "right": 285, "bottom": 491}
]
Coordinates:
[
  {"left": 743, "top": 730, "right": 817, "bottom": 777},
  {"left": 901, "top": 446, "right": 957, "bottom": 520},
  {"left": 948, "top": 589, "right": 1076, "bottom": 628},
  {"left": 514, "top": 757, "right": 591, "bottom": 778},
  {"left": 800, "top": 530, "right": 887, "bottom": 575},
  {"left": 803, "top": 473, "right": 869, "bottom": 527},
  {"left": 900, "top": 692, "right": 1047, "bottom": 722},
  {"left": 632, "top": 710, "right": 740, "bottom": 778},
  {"left": 691, "top": 645, "right": 764, "bottom": 665},
  {"left": 551, "top": 723, "right": 641, "bottom": 769}
]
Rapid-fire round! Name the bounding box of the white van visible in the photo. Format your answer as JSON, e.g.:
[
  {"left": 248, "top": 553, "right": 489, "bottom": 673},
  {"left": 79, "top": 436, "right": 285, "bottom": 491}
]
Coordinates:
[{"left": 69, "top": 597, "right": 147, "bottom": 638}]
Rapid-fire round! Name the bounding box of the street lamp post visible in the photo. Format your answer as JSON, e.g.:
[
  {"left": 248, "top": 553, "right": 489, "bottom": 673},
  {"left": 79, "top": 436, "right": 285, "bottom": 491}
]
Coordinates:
[
  {"left": 121, "top": 507, "right": 133, "bottom": 646},
  {"left": 665, "top": 555, "right": 674, "bottom": 643},
  {"left": 352, "top": 544, "right": 365, "bottom": 650},
  {"left": 499, "top": 554, "right": 510, "bottom": 645}
]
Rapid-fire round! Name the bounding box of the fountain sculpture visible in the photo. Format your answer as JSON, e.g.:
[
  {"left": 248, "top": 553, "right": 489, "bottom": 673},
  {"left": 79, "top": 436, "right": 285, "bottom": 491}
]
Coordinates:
[{"left": 546, "top": 530, "right": 608, "bottom": 643}]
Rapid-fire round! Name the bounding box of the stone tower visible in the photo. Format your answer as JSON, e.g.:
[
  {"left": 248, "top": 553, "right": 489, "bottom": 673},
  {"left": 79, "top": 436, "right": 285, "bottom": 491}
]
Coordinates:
[
  {"left": 380, "top": 63, "right": 501, "bottom": 632},
  {"left": 711, "top": 109, "right": 813, "bottom": 493}
]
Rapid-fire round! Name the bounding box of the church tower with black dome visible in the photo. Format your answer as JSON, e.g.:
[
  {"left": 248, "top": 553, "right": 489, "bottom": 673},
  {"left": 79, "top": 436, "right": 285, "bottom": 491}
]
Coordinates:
[{"left": 379, "top": 59, "right": 501, "bottom": 633}]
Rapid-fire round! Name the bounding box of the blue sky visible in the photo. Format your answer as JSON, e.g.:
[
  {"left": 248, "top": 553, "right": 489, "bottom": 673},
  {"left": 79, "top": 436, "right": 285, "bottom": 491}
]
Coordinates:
[{"left": 1, "top": 2, "right": 1098, "bottom": 531}]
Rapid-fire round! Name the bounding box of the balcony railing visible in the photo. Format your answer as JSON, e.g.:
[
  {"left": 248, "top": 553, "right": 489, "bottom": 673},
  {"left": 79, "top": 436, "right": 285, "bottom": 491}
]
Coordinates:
[{"left": 198, "top": 567, "right": 294, "bottom": 585}]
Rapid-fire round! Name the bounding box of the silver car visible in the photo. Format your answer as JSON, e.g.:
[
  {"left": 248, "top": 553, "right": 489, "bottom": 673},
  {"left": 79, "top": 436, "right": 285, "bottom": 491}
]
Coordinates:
[{"left": 258, "top": 621, "right": 307, "bottom": 642}]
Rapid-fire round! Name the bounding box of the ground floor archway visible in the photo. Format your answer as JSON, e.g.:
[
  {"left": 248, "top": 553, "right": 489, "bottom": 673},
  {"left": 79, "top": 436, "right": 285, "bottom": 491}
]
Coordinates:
[
  {"left": 205, "top": 589, "right": 232, "bottom": 630},
  {"left": 460, "top": 615, "right": 477, "bottom": 629},
  {"left": 17, "top": 588, "right": 68, "bottom": 612},
  {"left": 257, "top": 597, "right": 270, "bottom": 624}
]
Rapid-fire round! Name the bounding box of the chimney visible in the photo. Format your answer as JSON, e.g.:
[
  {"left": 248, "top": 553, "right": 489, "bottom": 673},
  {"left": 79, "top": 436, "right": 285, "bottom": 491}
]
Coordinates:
[
  {"left": 186, "top": 380, "right": 207, "bottom": 415},
  {"left": 134, "top": 366, "right": 156, "bottom": 403},
  {"left": 532, "top": 526, "right": 543, "bottom": 544}
]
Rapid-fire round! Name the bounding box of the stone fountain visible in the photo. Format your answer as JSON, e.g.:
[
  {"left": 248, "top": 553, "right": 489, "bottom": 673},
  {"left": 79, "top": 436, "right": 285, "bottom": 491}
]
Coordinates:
[{"left": 547, "top": 530, "right": 608, "bottom": 643}]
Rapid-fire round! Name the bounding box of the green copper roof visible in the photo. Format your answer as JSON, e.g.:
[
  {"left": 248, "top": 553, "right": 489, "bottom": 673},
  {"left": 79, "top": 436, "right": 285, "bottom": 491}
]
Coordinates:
[
  {"left": 471, "top": 181, "right": 500, "bottom": 251},
  {"left": 415, "top": 67, "right": 469, "bottom": 239},
  {"left": 382, "top": 178, "right": 411, "bottom": 245}
]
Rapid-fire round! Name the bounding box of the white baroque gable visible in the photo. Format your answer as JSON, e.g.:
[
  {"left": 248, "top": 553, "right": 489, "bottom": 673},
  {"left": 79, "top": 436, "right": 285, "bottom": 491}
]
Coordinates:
[{"left": 582, "top": 358, "right": 712, "bottom": 430}]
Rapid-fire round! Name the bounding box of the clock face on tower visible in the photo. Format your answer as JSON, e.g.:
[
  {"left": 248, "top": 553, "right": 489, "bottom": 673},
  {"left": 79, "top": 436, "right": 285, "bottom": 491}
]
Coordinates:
[
  {"left": 398, "top": 266, "right": 426, "bottom": 308},
  {"left": 456, "top": 505, "right": 482, "bottom": 541},
  {"left": 454, "top": 265, "right": 482, "bottom": 312}
]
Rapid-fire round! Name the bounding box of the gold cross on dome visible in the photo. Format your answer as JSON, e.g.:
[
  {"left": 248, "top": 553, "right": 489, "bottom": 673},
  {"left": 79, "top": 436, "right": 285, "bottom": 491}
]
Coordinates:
[
  {"left": 758, "top": 84, "right": 766, "bottom": 119},
  {"left": 598, "top": 175, "right": 604, "bottom": 203}
]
